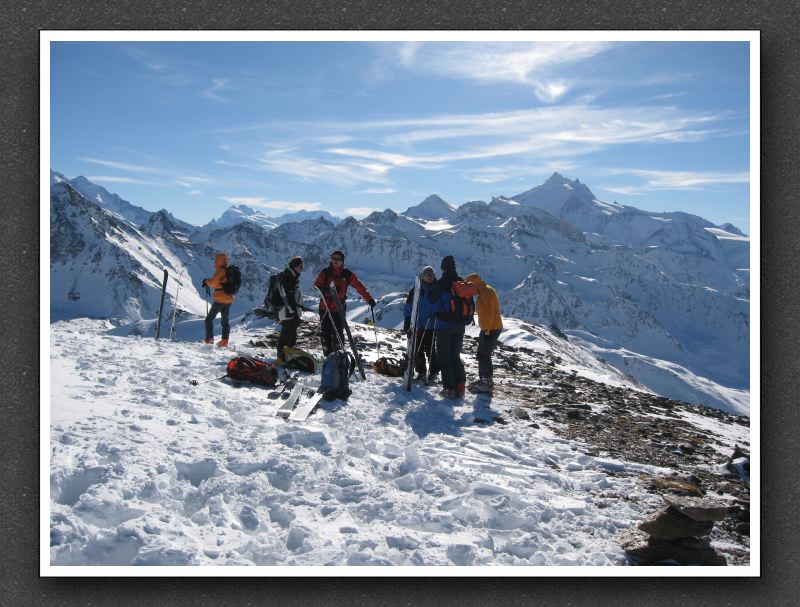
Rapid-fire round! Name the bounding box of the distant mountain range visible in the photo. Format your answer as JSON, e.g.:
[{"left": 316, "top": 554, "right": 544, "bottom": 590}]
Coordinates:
[{"left": 49, "top": 170, "right": 749, "bottom": 412}]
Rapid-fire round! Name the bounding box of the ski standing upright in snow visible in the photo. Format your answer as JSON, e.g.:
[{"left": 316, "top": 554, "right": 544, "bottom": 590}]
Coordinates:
[
  {"left": 404, "top": 275, "right": 422, "bottom": 391},
  {"left": 154, "top": 268, "right": 168, "bottom": 340},
  {"left": 169, "top": 268, "right": 185, "bottom": 340},
  {"left": 329, "top": 282, "right": 366, "bottom": 380}
]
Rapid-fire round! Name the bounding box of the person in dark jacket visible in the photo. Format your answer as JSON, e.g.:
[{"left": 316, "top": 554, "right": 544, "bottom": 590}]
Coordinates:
[
  {"left": 429, "top": 255, "right": 476, "bottom": 399},
  {"left": 276, "top": 256, "right": 306, "bottom": 362},
  {"left": 403, "top": 265, "right": 439, "bottom": 383},
  {"left": 202, "top": 251, "right": 233, "bottom": 347},
  {"left": 313, "top": 250, "right": 376, "bottom": 356}
]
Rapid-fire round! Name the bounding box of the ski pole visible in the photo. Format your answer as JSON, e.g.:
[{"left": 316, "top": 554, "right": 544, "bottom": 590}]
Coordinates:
[
  {"left": 371, "top": 308, "right": 380, "bottom": 354},
  {"left": 314, "top": 286, "right": 347, "bottom": 353},
  {"left": 189, "top": 374, "right": 227, "bottom": 386}
]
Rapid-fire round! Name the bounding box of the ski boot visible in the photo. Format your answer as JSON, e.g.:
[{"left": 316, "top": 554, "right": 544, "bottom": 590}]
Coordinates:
[
  {"left": 473, "top": 379, "right": 494, "bottom": 394},
  {"left": 216, "top": 339, "right": 229, "bottom": 347}
]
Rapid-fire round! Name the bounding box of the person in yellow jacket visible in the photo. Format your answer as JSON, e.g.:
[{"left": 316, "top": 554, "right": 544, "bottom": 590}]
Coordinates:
[
  {"left": 202, "top": 252, "right": 234, "bottom": 347},
  {"left": 465, "top": 273, "right": 503, "bottom": 393}
]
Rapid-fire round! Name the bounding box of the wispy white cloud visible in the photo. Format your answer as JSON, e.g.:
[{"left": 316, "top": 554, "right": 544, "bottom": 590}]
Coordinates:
[
  {"left": 221, "top": 196, "right": 323, "bottom": 212},
  {"left": 256, "top": 152, "right": 392, "bottom": 187},
  {"left": 397, "top": 42, "right": 612, "bottom": 103},
  {"left": 86, "top": 175, "right": 163, "bottom": 185},
  {"left": 344, "top": 207, "right": 382, "bottom": 218},
  {"left": 397, "top": 42, "right": 423, "bottom": 68},
  {"left": 601, "top": 168, "right": 749, "bottom": 194},
  {"left": 355, "top": 188, "right": 397, "bottom": 194},
  {"left": 79, "top": 157, "right": 163, "bottom": 173},
  {"left": 79, "top": 156, "right": 217, "bottom": 191},
  {"left": 216, "top": 103, "right": 740, "bottom": 190},
  {"left": 464, "top": 160, "right": 579, "bottom": 185},
  {"left": 202, "top": 79, "right": 230, "bottom": 102},
  {"left": 188, "top": 190, "right": 202, "bottom": 196}
]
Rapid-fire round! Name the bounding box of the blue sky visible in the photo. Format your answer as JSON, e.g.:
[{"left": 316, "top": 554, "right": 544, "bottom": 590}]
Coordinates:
[{"left": 50, "top": 39, "right": 751, "bottom": 232}]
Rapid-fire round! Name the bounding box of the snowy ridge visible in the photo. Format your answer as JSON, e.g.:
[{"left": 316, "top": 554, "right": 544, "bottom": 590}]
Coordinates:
[
  {"left": 49, "top": 317, "right": 750, "bottom": 567},
  {"left": 49, "top": 172, "right": 749, "bottom": 412}
]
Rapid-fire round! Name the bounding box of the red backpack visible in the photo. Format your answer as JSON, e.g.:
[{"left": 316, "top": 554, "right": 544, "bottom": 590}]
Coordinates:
[
  {"left": 226, "top": 356, "right": 278, "bottom": 386},
  {"left": 448, "top": 280, "right": 478, "bottom": 324}
]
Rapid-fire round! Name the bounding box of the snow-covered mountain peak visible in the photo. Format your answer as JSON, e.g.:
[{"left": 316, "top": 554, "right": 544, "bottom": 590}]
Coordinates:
[
  {"left": 143, "top": 209, "right": 195, "bottom": 240},
  {"left": 272, "top": 209, "right": 341, "bottom": 225},
  {"left": 50, "top": 169, "right": 68, "bottom": 186},
  {"left": 719, "top": 223, "right": 747, "bottom": 237},
  {"left": 213, "top": 205, "right": 279, "bottom": 231},
  {"left": 402, "top": 194, "right": 457, "bottom": 220},
  {"left": 270, "top": 216, "right": 336, "bottom": 243},
  {"left": 512, "top": 173, "right": 597, "bottom": 214},
  {"left": 63, "top": 174, "right": 154, "bottom": 228}
]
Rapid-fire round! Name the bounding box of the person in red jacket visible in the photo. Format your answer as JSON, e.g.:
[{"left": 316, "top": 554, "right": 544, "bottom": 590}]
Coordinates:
[{"left": 313, "top": 250, "right": 376, "bottom": 356}]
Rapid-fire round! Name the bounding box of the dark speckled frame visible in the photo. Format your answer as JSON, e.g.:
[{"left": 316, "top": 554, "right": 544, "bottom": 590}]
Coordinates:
[{"left": 5, "top": 0, "right": 795, "bottom": 605}]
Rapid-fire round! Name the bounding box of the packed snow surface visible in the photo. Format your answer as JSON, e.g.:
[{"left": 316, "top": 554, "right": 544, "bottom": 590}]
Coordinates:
[{"left": 49, "top": 318, "right": 689, "bottom": 569}]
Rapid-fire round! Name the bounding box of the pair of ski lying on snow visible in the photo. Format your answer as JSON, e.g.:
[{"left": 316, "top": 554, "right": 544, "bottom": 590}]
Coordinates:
[{"left": 230, "top": 281, "right": 363, "bottom": 420}]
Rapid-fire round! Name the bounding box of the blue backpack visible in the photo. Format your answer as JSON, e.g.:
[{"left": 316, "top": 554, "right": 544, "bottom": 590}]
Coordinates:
[{"left": 320, "top": 350, "right": 355, "bottom": 401}]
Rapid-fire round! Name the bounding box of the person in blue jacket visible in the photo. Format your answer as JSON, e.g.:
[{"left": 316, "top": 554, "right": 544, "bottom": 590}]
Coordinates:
[
  {"left": 403, "top": 265, "right": 439, "bottom": 383},
  {"left": 429, "top": 255, "right": 476, "bottom": 399}
]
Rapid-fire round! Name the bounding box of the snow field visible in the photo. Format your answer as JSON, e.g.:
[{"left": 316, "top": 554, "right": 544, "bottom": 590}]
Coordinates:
[{"left": 50, "top": 319, "right": 670, "bottom": 568}]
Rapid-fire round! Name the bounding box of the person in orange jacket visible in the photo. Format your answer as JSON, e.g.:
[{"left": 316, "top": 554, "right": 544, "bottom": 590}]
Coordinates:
[
  {"left": 202, "top": 252, "right": 234, "bottom": 347},
  {"left": 465, "top": 272, "right": 503, "bottom": 393},
  {"left": 313, "top": 250, "right": 375, "bottom": 356}
]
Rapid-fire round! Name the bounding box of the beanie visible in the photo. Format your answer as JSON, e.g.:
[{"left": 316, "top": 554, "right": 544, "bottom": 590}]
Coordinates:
[
  {"left": 440, "top": 255, "right": 456, "bottom": 272},
  {"left": 330, "top": 250, "right": 345, "bottom": 260},
  {"left": 421, "top": 266, "right": 435, "bottom": 277}
]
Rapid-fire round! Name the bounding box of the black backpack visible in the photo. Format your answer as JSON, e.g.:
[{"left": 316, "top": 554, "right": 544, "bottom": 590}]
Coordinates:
[
  {"left": 264, "top": 273, "right": 284, "bottom": 309},
  {"left": 223, "top": 265, "right": 242, "bottom": 295},
  {"left": 319, "top": 350, "right": 355, "bottom": 401}
]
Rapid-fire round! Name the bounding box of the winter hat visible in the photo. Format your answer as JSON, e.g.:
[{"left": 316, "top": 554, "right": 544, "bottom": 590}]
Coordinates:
[
  {"left": 289, "top": 256, "right": 304, "bottom": 270},
  {"left": 330, "top": 250, "right": 345, "bottom": 260},
  {"left": 440, "top": 255, "right": 456, "bottom": 272},
  {"left": 421, "top": 266, "right": 435, "bottom": 278}
]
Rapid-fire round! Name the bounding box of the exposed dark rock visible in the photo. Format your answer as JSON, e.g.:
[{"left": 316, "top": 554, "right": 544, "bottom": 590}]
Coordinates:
[
  {"left": 620, "top": 528, "right": 727, "bottom": 566},
  {"left": 663, "top": 495, "right": 730, "bottom": 522},
  {"left": 638, "top": 506, "right": 714, "bottom": 540}
]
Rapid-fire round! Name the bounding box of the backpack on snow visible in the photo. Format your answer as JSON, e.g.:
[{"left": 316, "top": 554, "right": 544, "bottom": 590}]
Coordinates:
[
  {"left": 319, "top": 350, "right": 356, "bottom": 401},
  {"left": 441, "top": 280, "right": 477, "bottom": 325},
  {"left": 222, "top": 265, "right": 242, "bottom": 295},
  {"left": 280, "top": 346, "right": 318, "bottom": 373},
  {"left": 225, "top": 355, "right": 278, "bottom": 386},
  {"left": 372, "top": 356, "right": 405, "bottom": 378}
]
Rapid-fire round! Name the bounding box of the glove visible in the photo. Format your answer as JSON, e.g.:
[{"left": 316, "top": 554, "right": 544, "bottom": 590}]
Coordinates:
[
  {"left": 368, "top": 298, "right": 376, "bottom": 309},
  {"left": 201, "top": 279, "right": 207, "bottom": 287}
]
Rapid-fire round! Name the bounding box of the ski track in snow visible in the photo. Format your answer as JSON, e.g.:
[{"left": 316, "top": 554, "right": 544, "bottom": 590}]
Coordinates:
[{"left": 50, "top": 319, "right": 670, "bottom": 567}]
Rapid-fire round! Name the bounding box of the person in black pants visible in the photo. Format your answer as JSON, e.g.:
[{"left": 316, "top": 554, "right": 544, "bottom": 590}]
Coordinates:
[
  {"left": 403, "top": 265, "right": 439, "bottom": 382},
  {"left": 313, "top": 250, "right": 375, "bottom": 356},
  {"left": 429, "top": 255, "right": 476, "bottom": 399},
  {"left": 276, "top": 256, "right": 305, "bottom": 362}
]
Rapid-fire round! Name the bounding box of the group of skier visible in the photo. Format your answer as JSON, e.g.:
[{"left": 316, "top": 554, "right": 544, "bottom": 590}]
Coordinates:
[
  {"left": 403, "top": 255, "right": 503, "bottom": 397},
  {"left": 202, "top": 249, "right": 502, "bottom": 398}
]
